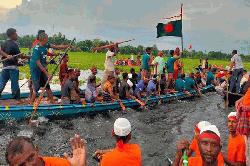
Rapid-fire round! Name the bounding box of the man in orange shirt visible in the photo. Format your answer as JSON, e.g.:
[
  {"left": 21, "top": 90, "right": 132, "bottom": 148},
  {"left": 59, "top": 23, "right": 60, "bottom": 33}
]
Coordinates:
[
  {"left": 173, "top": 125, "right": 224, "bottom": 166},
  {"left": 94, "top": 118, "right": 142, "bottom": 166},
  {"left": 6, "top": 134, "right": 86, "bottom": 166},
  {"left": 223, "top": 112, "right": 246, "bottom": 166}
]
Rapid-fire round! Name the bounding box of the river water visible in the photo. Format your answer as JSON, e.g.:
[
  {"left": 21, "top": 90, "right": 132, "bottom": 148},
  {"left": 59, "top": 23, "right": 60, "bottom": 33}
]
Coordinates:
[{"left": 0, "top": 92, "right": 234, "bottom": 166}]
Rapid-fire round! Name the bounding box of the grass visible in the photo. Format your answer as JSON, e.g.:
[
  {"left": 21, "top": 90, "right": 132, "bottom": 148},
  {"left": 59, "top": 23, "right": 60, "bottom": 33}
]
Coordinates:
[{"left": 19, "top": 48, "right": 250, "bottom": 79}]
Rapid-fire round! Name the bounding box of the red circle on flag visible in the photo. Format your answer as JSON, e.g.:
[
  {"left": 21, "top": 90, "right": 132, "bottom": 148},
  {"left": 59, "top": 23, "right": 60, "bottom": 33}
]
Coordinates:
[{"left": 164, "top": 23, "right": 174, "bottom": 33}]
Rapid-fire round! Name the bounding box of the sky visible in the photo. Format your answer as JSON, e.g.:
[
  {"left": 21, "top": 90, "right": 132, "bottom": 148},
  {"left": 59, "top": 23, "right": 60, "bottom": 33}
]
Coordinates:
[{"left": 0, "top": 0, "right": 250, "bottom": 54}]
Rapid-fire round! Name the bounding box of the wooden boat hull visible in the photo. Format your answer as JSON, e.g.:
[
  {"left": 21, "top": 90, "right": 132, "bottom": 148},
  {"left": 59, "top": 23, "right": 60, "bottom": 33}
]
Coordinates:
[{"left": 0, "top": 85, "right": 214, "bottom": 121}]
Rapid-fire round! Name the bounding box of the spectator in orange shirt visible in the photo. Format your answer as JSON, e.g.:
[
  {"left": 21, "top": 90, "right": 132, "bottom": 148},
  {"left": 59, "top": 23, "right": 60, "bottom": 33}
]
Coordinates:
[
  {"left": 6, "top": 134, "right": 86, "bottom": 166},
  {"left": 173, "top": 125, "right": 224, "bottom": 166},
  {"left": 94, "top": 118, "right": 142, "bottom": 166},
  {"left": 223, "top": 112, "right": 246, "bottom": 166}
]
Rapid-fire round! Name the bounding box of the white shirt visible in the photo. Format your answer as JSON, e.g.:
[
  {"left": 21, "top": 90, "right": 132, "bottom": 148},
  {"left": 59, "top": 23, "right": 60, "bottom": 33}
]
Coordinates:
[
  {"left": 231, "top": 54, "right": 243, "bottom": 69},
  {"left": 104, "top": 50, "right": 115, "bottom": 71}
]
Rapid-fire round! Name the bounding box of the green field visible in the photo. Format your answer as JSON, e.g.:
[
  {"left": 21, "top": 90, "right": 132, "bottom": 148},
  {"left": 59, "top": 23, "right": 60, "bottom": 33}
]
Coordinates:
[{"left": 19, "top": 49, "right": 250, "bottom": 79}]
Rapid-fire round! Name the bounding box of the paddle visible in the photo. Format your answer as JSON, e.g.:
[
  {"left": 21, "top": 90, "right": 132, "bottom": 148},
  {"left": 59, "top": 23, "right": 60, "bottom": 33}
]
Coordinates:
[
  {"left": 0, "top": 53, "right": 24, "bottom": 63},
  {"left": 29, "top": 38, "right": 76, "bottom": 123},
  {"left": 117, "top": 99, "right": 126, "bottom": 112}
]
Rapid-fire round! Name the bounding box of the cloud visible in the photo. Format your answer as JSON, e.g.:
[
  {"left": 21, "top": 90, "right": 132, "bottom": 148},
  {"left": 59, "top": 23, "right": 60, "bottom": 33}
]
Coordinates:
[{"left": 0, "top": 0, "right": 249, "bottom": 53}]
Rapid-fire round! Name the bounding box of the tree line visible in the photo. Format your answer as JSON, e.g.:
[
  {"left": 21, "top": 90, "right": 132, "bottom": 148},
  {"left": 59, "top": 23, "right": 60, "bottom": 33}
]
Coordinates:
[{"left": 0, "top": 32, "right": 250, "bottom": 61}]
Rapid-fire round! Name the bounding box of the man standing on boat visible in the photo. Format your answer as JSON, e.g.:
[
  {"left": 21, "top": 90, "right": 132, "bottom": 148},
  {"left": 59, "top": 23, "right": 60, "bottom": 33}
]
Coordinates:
[
  {"left": 29, "top": 32, "right": 71, "bottom": 104},
  {"left": 101, "top": 44, "right": 118, "bottom": 88},
  {"left": 0, "top": 28, "right": 28, "bottom": 100},
  {"left": 141, "top": 47, "right": 152, "bottom": 78},
  {"left": 229, "top": 50, "right": 244, "bottom": 93}
]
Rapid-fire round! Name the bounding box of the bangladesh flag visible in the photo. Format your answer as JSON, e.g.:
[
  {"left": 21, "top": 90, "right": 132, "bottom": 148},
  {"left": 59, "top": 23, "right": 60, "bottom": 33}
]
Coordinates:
[{"left": 156, "top": 20, "right": 182, "bottom": 38}]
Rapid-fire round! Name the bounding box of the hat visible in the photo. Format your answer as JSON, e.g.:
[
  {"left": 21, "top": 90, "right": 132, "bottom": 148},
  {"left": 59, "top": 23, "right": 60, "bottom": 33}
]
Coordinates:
[
  {"left": 128, "top": 73, "right": 133, "bottom": 79},
  {"left": 114, "top": 118, "right": 131, "bottom": 137},
  {"left": 228, "top": 112, "right": 237, "bottom": 120},
  {"left": 200, "top": 125, "right": 220, "bottom": 138},
  {"left": 195, "top": 121, "right": 211, "bottom": 133}
]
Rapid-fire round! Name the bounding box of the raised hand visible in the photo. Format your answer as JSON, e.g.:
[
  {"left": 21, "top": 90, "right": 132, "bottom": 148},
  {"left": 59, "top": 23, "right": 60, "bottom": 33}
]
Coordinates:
[{"left": 64, "top": 134, "right": 87, "bottom": 166}]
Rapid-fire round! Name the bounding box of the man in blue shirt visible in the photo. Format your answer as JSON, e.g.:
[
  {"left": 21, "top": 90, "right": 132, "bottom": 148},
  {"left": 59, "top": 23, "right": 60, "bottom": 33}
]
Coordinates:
[
  {"left": 206, "top": 68, "right": 217, "bottom": 86},
  {"left": 141, "top": 47, "right": 152, "bottom": 79},
  {"left": 175, "top": 74, "right": 186, "bottom": 92},
  {"left": 185, "top": 73, "right": 202, "bottom": 96},
  {"left": 0, "top": 28, "right": 28, "bottom": 100},
  {"left": 30, "top": 32, "right": 71, "bottom": 104},
  {"left": 147, "top": 75, "right": 158, "bottom": 96}
]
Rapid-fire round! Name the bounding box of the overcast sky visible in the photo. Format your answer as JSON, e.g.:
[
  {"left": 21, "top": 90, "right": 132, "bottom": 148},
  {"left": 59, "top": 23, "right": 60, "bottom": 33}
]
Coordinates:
[{"left": 0, "top": 0, "right": 250, "bottom": 53}]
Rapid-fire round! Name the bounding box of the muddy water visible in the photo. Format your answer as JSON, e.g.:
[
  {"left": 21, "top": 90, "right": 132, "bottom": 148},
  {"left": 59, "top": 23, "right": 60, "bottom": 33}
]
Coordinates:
[{"left": 0, "top": 92, "right": 234, "bottom": 166}]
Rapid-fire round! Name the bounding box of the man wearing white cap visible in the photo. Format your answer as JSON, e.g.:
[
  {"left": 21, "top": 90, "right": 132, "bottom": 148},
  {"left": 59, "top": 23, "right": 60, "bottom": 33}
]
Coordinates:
[
  {"left": 94, "top": 118, "right": 141, "bottom": 166},
  {"left": 188, "top": 121, "right": 211, "bottom": 157},
  {"left": 173, "top": 125, "right": 225, "bottom": 166},
  {"left": 223, "top": 112, "right": 246, "bottom": 166}
]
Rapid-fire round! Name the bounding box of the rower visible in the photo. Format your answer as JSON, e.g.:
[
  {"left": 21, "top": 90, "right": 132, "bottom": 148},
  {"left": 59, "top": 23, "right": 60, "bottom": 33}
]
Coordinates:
[
  {"left": 61, "top": 69, "right": 81, "bottom": 104},
  {"left": 175, "top": 74, "right": 186, "bottom": 92},
  {"left": 6, "top": 134, "right": 86, "bottom": 166},
  {"left": 85, "top": 75, "right": 98, "bottom": 103},
  {"left": 103, "top": 74, "right": 117, "bottom": 102},
  {"left": 223, "top": 112, "right": 246, "bottom": 166},
  {"left": 29, "top": 32, "right": 71, "bottom": 104},
  {"left": 206, "top": 68, "right": 218, "bottom": 86},
  {"left": 173, "top": 125, "right": 225, "bottom": 166},
  {"left": 147, "top": 75, "right": 158, "bottom": 96},
  {"left": 159, "top": 74, "right": 167, "bottom": 95},
  {"left": 185, "top": 73, "right": 202, "bottom": 96},
  {"left": 0, "top": 28, "right": 28, "bottom": 100},
  {"left": 94, "top": 118, "right": 142, "bottom": 166},
  {"left": 134, "top": 77, "right": 148, "bottom": 99},
  {"left": 119, "top": 72, "right": 131, "bottom": 100}
]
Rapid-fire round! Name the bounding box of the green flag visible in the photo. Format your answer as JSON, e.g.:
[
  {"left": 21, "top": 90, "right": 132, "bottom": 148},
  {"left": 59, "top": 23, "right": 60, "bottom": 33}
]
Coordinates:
[{"left": 156, "top": 20, "right": 182, "bottom": 38}]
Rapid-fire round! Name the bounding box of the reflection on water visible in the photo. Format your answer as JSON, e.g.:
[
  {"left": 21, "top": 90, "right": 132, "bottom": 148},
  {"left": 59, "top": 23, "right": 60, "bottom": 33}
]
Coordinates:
[{"left": 0, "top": 92, "right": 234, "bottom": 166}]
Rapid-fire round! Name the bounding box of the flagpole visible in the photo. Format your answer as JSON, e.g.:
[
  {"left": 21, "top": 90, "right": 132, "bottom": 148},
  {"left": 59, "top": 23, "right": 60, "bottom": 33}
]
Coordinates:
[
  {"left": 180, "top": 3, "right": 184, "bottom": 73},
  {"left": 181, "top": 3, "right": 184, "bottom": 53}
]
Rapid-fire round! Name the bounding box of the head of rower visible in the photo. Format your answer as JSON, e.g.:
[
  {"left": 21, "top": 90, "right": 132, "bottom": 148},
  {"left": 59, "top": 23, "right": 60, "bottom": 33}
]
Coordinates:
[
  {"left": 7, "top": 28, "right": 18, "bottom": 41},
  {"left": 6, "top": 136, "right": 44, "bottom": 166},
  {"left": 174, "top": 47, "right": 180, "bottom": 56},
  {"left": 68, "top": 69, "right": 77, "bottom": 81},
  {"left": 198, "top": 125, "right": 222, "bottom": 165},
  {"left": 227, "top": 112, "right": 237, "bottom": 137},
  {"left": 107, "top": 74, "right": 116, "bottom": 84}
]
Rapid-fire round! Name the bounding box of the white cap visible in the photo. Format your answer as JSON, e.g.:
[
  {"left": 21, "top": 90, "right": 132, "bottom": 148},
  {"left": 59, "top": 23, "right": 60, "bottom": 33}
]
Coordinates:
[
  {"left": 197, "top": 121, "right": 211, "bottom": 131},
  {"left": 128, "top": 73, "right": 133, "bottom": 79},
  {"left": 200, "top": 125, "right": 221, "bottom": 138},
  {"left": 228, "top": 112, "right": 237, "bottom": 118},
  {"left": 114, "top": 118, "right": 131, "bottom": 137}
]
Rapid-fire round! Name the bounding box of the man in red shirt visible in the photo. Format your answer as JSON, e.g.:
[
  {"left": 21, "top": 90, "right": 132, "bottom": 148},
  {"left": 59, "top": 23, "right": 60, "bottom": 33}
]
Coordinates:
[
  {"left": 223, "top": 112, "right": 246, "bottom": 166},
  {"left": 6, "top": 134, "right": 86, "bottom": 166},
  {"left": 94, "top": 118, "right": 142, "bottom": 166},
  {"left": 173, "top": 125, "right": 225, "bottom": 166}
]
